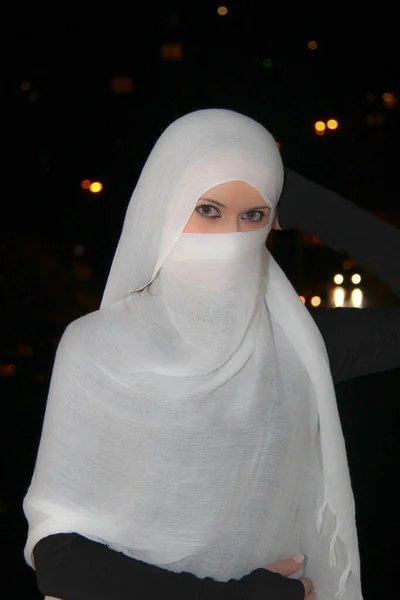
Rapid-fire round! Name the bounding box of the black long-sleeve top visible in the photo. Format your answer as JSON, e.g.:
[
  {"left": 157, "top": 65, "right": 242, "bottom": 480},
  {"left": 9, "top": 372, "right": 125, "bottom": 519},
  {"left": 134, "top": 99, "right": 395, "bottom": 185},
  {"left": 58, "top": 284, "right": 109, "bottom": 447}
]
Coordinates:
[{"left": 31, "top": 169, "right": 400, "bottom": 599}]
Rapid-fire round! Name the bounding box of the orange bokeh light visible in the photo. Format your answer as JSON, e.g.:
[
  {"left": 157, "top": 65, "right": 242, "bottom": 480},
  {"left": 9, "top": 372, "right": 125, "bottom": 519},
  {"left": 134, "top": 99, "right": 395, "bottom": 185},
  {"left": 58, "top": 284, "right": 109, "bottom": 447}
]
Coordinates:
[
  {"left": 161, "top": 42, "right": 183, "bottom": 61},
  {"left": 81, "top": 179, "right": 91, "bottom": 190},
  {"left": 0, "top": 364, "right": 16, "bottom": 376},
  {"left": 311, "top": 296, "right": 322, "bottom": 307},
  {"left": 342, "top": 259, "right": 352, "bottom": 270},
  {"left": 110, "top": 76, "right": 133, "bottom": 94},
  {"left": 383, "top": 92, "right": 398, "bottom": 108}
]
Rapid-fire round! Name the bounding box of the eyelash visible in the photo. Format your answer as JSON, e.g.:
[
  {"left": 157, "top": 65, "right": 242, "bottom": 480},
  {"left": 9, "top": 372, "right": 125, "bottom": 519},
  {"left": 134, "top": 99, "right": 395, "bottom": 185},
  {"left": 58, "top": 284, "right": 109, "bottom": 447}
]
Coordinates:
[{"left": 196, "top": 204, "right": 266, "bottom": 222}]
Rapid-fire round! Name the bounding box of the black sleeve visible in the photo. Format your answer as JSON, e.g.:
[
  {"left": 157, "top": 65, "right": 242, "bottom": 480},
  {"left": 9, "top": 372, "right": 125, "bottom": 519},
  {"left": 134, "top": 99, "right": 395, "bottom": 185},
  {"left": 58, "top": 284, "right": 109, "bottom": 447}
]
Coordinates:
[
  {"left": 278, "top": 168, "right": 400, "bottom": 384},
  {"left": 33, "top": 533, "right": 304, "bottom": 600}
]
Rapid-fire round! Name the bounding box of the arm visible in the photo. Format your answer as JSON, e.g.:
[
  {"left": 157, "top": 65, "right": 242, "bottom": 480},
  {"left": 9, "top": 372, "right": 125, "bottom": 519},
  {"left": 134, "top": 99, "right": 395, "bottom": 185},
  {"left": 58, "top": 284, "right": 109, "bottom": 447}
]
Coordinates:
[
  {"left": 279, "top": 168, "right": 400, "bottom": 383},
  {"left": 33, "top": 533, "right": 304, "bottom": 600}
]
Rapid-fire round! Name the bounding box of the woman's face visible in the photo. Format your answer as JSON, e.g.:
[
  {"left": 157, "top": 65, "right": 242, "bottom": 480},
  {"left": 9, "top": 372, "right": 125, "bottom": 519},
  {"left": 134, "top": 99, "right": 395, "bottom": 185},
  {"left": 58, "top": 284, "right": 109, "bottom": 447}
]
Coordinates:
[{"left": 183, "top": 181, "right": 271, "bottom": 233}]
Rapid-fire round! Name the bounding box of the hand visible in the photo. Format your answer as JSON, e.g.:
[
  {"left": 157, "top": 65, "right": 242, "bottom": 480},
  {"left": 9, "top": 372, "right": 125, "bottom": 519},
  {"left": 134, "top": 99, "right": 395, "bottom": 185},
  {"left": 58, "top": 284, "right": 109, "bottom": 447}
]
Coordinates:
[
  {"left": 271, "top": 209, "right": 281, "bottom": 231},
  {"left": 265, "top": 554, "right": 315, "bottom": 599}
]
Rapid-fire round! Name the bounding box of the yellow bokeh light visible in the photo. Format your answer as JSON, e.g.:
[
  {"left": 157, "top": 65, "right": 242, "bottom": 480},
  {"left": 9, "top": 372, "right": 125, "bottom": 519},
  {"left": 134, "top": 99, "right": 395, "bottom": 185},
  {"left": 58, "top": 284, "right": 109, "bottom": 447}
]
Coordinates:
[
  {"left": 351, "top": 273, "right": 361, "bottom": 284},
  {"left": 333, "top": 274, "right": 344, "bottom": 284},
  {"left": 327, "top": 119, "right": 339, "bottom": 130},
  {"left": 299, "top": 295, "right": 306, "bottom": 304},
  {"left": 351, "top": 288, "right": 363, "bottom": 308},
  {"left": 81, "top": 179, "right": 91, "bottom": 190},
  {"left": 89, "top": 182, "right": 103, "bottom": 193},
  {"left": 21, "top": 81, "right": 31, "bottom": 92},
  {"left": 333, "top": 287, "right": 345, "bottom": 307},
  {"left": 311, "top": 296, "right": 321, "bottom": 307},
  {"left": 314, "top": 121, "right": 326, "bottom": 132},
  {"left": 308, "top": 41, "right": 318, "bottom": 50},
  {"left": 217, "top": 6, "right": 228, "bottom": 15}
]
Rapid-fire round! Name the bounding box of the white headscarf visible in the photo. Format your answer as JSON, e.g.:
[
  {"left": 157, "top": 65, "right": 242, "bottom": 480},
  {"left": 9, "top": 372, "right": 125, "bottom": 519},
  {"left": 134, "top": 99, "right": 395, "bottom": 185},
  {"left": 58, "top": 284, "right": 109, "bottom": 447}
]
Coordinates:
[{"left": 23, "top": 109, "right": 362, "bottom": 599}]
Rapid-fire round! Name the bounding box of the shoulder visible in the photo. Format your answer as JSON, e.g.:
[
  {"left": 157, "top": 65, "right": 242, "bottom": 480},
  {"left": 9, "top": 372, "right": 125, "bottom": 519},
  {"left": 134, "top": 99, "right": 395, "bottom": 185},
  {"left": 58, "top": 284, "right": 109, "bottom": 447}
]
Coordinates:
[
  {"left": 55, "top": 297, "right": 143, "bottom": 365},
  {"left": 58, "top": 309, "right": 104, "bottom": 349}
]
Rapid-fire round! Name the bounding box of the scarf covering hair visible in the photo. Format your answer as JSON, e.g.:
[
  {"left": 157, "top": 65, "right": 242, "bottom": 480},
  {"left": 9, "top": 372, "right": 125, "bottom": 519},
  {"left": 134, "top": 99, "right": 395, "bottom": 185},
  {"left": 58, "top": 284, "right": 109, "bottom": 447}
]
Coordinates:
[{"left": 23, "top": 109, "right": 362, "bottom": 599}]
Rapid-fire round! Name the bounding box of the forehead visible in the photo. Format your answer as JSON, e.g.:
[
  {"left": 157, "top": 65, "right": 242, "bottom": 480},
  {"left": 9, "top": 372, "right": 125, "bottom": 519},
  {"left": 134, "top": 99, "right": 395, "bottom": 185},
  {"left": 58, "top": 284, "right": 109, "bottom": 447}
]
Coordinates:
[{"left": 200, "top": 180, "right": 267, "bottom": 206}]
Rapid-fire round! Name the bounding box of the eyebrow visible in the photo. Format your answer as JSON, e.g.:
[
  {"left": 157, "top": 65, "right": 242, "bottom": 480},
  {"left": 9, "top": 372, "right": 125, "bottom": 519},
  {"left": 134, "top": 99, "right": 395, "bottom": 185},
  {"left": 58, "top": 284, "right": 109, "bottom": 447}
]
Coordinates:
[{"left": 199, "top": 197, "right": 270, "bottom": 211}]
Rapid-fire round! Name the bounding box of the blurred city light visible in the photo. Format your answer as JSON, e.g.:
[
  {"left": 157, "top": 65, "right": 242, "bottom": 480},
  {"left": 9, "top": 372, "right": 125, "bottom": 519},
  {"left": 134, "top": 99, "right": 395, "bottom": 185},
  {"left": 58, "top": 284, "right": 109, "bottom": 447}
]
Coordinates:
[
  {"left": 308, "top": 41, "right": 318, "bottom": 50},
  {"left": 333, "top": 274, "right": 344, "bottom": 284},
  {"left": 28, "top": 92, "right": 37, "bottom": 102},
  {"left": 262, "top": 58, "right": 273, "bottom": 68},
  {"left": 311, "top": 296, "right": 321, "bottom": 307},
  {"left": 73, "top": 263, "right": 93, "bottom": 280},
  {"left": 73, "top": 244, "right": 86, "bottom": 257},
  {"left": 0, "top": 364, "right": 16, "bottom": 377},
  {"left": 366, "top": 113, "right": 385, "bottom": 126},
  {"left": 299, "top": 295, "right": 306, "bottom": 304},
  {"left": 17, "top": 344, "right": 33, "bottom": 355},
  {"left": 327, "top": 119, "right": 339, "bottom": 130},
  {"left": 110, "top": 76, "right": 133, "bottom": 94},
  {"left": 34, "top": 373, "right": 47, "bottom": 383},
  {"left": 168, "top": 15, "right": 179, "bottom": 25},
  {"left": 314, "top": 121, "right": 326, "bottom": 136},
  {"left": 21, "top": 81, "right": 31, "bottom": 91},
  {"left": 81, "top": 179, "right": 91, "bottom": 190},
  {"left": 342, "top": 259, "right": 352, "bottom": 270},
  {"left": 351, "top": 273, "right": 361, "bottom": 284},
  {"left": 351, "top": 288, "right": 363, "bottom": 308},
  {"left": 161, "top": 42, "right": 183, "bottom": 61},
  {"left": 89, "top": 182, "right": 103, "bottom": 193},
  {"left": 217, "top": 6, "right": 228, "bottom": 15},
  {"left": 382, "top": 92, "right": 398, "bottom": 109},
  {"left": 333, "top": 287, "right": 345, "bottom": 307}
]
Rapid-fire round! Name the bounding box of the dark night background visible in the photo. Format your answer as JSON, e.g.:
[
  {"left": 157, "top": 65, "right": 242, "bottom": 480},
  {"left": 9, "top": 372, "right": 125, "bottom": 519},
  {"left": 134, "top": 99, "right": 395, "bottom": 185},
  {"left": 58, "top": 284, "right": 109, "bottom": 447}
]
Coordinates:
[{"left": 3, "top": 5, "right": 400, "bottom": 598}]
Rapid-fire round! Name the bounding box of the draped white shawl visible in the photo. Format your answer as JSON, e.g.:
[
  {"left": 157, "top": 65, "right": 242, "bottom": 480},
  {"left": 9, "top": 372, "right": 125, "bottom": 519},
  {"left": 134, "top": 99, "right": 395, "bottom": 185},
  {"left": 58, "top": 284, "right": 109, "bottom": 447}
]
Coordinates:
[{"left": 23, "top": 109, "right": 362, "bottom": 599}]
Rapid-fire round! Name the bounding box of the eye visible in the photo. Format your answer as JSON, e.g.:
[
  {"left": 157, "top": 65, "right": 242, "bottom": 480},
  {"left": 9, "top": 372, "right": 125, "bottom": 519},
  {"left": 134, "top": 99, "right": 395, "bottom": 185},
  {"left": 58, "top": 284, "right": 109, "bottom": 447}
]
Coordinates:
[
  {"left": 196, "top": 204, "right": 220, "bottom": 218},
  {"left": 242, "top": 211, "right": 265, "bottom": 222}
]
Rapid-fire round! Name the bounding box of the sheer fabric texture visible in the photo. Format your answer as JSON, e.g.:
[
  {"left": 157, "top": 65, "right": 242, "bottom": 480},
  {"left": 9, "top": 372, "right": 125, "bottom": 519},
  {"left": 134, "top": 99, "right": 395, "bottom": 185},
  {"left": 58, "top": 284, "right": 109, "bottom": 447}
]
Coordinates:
[{"left": 24, "top": 109, "right": 362, "bottom": 598}]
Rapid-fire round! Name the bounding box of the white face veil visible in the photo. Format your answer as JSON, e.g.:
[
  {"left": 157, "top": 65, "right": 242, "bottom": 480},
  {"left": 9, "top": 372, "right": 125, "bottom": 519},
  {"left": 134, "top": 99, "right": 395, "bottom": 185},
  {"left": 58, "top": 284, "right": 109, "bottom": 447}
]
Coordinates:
[{"left": 23, "top": 109, "right": 362, "bottom": 599}]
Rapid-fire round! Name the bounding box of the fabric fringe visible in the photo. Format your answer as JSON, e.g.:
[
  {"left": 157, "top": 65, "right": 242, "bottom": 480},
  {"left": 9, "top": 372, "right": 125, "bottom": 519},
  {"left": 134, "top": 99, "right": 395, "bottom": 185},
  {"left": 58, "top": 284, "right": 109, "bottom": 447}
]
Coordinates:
[
  {"left": 316, "top": 499, "right": 328, "bottom": 532},
  {"left": 336, "top": 564, "right": 352, "bottom": 599},
  {"left": 329, "top": 527, "right": 338, "bottom": 568},
  {"left": 317, "top": 500, "right": 353, "bottom": 599}
]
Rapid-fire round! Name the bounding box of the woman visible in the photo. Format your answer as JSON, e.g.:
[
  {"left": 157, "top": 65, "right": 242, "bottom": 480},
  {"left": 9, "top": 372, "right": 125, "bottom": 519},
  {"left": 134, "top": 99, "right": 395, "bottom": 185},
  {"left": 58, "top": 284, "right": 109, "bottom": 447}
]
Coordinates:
[{"left": 24, "top": 109, "right": 400, "bottom": 599}]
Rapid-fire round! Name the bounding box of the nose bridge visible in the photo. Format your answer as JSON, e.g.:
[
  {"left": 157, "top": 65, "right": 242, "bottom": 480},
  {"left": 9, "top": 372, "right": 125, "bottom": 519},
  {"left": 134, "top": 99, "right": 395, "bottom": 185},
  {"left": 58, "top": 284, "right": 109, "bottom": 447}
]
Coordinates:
[{"left": 219, "top": 214, "right": 241, "bottom": 233}]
